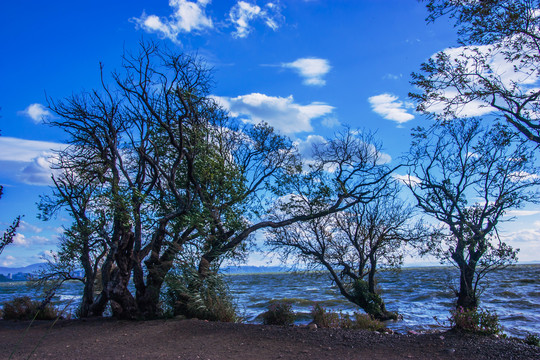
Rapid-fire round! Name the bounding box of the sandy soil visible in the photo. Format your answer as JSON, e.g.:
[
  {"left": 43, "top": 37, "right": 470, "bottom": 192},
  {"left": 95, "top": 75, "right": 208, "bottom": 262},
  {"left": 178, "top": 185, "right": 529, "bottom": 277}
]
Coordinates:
[{"left": 1, "top": 318, "right": 538, "bottom": 360}]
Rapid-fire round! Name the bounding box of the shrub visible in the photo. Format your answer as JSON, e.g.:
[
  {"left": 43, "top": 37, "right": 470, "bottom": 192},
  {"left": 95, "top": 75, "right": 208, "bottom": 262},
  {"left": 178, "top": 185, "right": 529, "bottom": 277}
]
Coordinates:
[
  {"left": 310, "top": 304, "right": 387, "bottom": 331},
  {"left": 350, "top": 312, "right": 387, "bottom": 332},
  {"left": 262, "top": 302, "right": 296, "bottom": 326},
  {"left": 311, "top": 304, "right": 340, "bottom": 328},
  {"left": 2, "top": 296, "right": 59, "bottom": 320},
  {"left": 524, "top": 333, "right": 540, "bottom": 347},
  {"left": 164, "top": 267, "right": 239, "bottom": 323},
  {"left": 449, "top": 307, "right": 503, "bottom": 335}
]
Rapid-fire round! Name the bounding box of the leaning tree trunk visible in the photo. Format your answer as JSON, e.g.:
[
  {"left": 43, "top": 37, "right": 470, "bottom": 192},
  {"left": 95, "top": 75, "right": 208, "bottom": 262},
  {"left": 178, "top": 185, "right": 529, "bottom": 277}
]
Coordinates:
[{"left": 351, "top": 278, "right": 398, "bottom": 321}]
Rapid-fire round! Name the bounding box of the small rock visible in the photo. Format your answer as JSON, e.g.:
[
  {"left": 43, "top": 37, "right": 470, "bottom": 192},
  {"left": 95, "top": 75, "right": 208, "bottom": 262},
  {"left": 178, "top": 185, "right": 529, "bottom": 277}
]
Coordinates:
[
  {"left": 307, "top": 322, "right": 317, "bottom": 330},
  {"left": 444, "top": 348, "right": 456, "bottom": 354},
  {"left": 439, "top": 335, "right": 445, "bottom": 340},
  {"left": 408, "top": 330, "right": 419, "bottom": 335}
]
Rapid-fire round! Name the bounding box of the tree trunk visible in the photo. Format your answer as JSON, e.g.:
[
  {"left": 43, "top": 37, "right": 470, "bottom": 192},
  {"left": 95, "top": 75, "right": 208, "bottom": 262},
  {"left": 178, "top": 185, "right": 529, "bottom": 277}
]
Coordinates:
[
  {"left": 106, "top": 229, "right": 138, "bottom": 319},
  {"left": 78, "top": 237, "right": 95, "bottom": 318},
  {"left": 457, "top": 263, "right": 478, "bottom": 310},
  {"left": 350, "top": 278, "right": 397, "bottom": 321}
]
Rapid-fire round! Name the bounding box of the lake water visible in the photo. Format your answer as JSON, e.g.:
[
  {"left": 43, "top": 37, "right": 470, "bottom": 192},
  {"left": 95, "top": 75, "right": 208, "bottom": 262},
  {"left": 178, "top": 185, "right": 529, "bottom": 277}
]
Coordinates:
[{"left": 1, "top": 264, "right": 538, "bottom": 338}]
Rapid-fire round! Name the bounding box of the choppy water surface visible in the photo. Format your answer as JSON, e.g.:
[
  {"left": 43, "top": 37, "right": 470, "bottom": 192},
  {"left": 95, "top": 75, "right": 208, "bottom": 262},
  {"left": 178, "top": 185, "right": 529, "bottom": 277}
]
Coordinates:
[
  {"left": 1, "top": 265, "right": 538, "bottom": 337},
  {"left": 228, "top": 265, "right": 540, "bottom": 337}
]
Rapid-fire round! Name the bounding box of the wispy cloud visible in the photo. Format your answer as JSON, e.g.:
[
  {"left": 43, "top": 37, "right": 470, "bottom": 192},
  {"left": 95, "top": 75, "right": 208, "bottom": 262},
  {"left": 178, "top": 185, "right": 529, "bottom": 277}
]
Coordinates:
[
  {"left": 368, "top": 93, "right": 414, "bottom": 124},
  {"left": 282, "top": 58, "right": 331, "bottom": 86},
  {"left": 18, "top": 103, "right": 52, "bottom": 123},
  {"left": 0, "top": 137, "right": 63, "bottom": 185},
  {"left": 213, "top": 93, "right": 333, "bottom": 134},
  {"left": 132, "top": 0, "right": 213, "bottom": 44},
  {"left": 229, "top": 1, "right": 283, "bottom": 38},
  {"left": 505, "top": 210, "right": 540, "bottom": 217}
]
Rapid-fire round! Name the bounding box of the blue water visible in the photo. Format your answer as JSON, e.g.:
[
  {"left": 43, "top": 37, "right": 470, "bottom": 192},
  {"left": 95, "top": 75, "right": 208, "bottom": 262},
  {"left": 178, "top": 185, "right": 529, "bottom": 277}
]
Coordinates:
[{"left": 1, "top": 264, "right": 539, "bottom": 338}]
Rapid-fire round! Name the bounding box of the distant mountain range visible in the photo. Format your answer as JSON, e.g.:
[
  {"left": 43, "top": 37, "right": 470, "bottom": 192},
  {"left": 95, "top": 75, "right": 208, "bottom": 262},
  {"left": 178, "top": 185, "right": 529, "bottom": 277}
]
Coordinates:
[
  {"left": 0, "top": 263, "right": 46, "bottom": 276},
  {"left": 0, "top": 263, "right": 291, "bottom": 277},
  {"left": 221, "top": 265, "right": 291, "bottom": 274},
  {"left": 2, "top": 261, "right": 538, "bottom": 277}
]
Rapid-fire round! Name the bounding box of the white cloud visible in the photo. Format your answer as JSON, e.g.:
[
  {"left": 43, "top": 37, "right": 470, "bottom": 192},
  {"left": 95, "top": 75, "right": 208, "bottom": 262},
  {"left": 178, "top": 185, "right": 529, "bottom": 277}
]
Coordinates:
[
  {"left": 508, "top": 171, "right": 540, "bottom": 183},
  {"left": 213, "top": 93, "right": 334, "bottom": 134},
  {"left": 12, "top": 233, "right": 29, "bottom": 247},
  {"left": 368, "top": 93, "right": 415, "bottom": 123},
  {"left": 505, "top": 210, "right": 540, "bottom": 217},
  {"left": 19, "top": 221, "right": 43, "bottom": 234},
  {"left": 19, "top": 103, "right": 52, "bottom": 123},
  {"left": 132, "top": 0, "right": 213, "bottom": 44},
  {"left": 0, "top": 137, "right": 63, "bottom": 185},
  {"left": 282, "top": 58, "right": 331, "bottom": 86},
  {"left": 1, "top": 255, "right": 17, "bottom": 267},
  {"left": 423, "top": 40, "right": 540, "bottom": 119},
  {"left": 500, "top": 227, "right": 540, "bottom": 262},
  {"left": 393, "top": 173, "right": 421, "bottom": 187},
  {"left": 229, "top": 1, "right": 282, "bottom": 38},
  {"left": 0, "top": 137, "right": 61, "bottom": 162},
  {"left": 294, "top": 135, "right": 326, "bottom": 160}
]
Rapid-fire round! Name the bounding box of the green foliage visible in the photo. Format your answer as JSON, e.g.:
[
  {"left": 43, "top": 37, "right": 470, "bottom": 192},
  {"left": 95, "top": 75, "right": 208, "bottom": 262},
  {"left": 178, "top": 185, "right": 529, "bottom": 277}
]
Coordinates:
[
  {"left": 524, "top": 333, "right": 540, "bottom": 347},
  {"left": 0, "top": 186, "right": 21, "bottom": 256},
  {"left": 1, "top": 296, "right": 60, "bottom": 321},
  {"left": 164, "top": 266, "right": 239, "bottom": 323},
  {"left": 449, "top": 307, "right": 503, "bottom": 336},
  {"left": 311, "top": 304, "right": 341, "bottom": 328},
  {"left": 310, "top": 304, "right": 387, "bottom": 332},
  {"left": 261, "top": 302, "right": 296, "bottom": 326},
  {"left": 350, "top": 279, "right": 397, "bottom": 320}
]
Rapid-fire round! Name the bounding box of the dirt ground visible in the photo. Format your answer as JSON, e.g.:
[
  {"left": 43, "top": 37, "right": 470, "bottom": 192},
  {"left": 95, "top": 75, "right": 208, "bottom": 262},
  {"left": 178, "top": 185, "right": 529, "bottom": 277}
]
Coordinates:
[{"left": 1, "top": 318, "right": 538, "bottom": 360}]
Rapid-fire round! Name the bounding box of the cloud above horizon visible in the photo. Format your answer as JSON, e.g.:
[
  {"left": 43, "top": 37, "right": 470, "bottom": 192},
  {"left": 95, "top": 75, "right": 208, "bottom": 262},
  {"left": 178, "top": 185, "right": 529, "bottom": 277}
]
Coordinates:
[
  {"left": 213, "top": 93, "right": 334, "bottom": 134},
  {"left": 229, "top": 1, "right": 283, "bottom": 38},
  {"left": 0, "top": 137, "right": 63, "bottom": 186},
  {"left": 132, "top": 1, "right": 283, "bottom": 43},
  {"left": 132, "top": 0, "right": 213, "bottom": 44},
  {"left": 19, "top": 103, "right": 52, "bottom": 123},
  {"left": 421, "top": 41, "right": 540, "bottom": 119},
  {"left": 368, "top": 93, "right": 415, "bottom": 124},
  {"left": 282, "top": 58, "right": 331, "bottom": 86}
]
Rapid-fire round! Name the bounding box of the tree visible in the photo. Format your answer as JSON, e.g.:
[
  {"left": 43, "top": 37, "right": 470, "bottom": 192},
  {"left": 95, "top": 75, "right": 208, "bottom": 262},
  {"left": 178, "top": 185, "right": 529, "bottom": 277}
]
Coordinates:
[
  {"left": 266, "top": 131, "right": 411, "bottom": 321},
  {"left": 37, "top": 168, "right": 110, "bottom": 317},
  {"left": 43, "top": 41, "right": 215, "bottom": 318},
  {"left": 0, "top": 187, "right": 21, "bottom": 256},
  {"left": 0, "top": 126, "right": 21, "bottom": 256},
  {"left": 42, "top": 42, "right": 395, "bottom": 320},
  {"left": 406, "top": 118, "right": 539, "bottom": 309},
  {"left": 412, "top": 0, "right": 540, "bottom": 145}
]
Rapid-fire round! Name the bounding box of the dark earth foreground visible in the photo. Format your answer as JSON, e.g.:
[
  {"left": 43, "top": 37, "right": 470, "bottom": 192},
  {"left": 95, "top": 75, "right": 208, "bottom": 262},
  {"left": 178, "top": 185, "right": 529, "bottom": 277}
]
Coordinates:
[{"left": 1, "top": 318, "right": 538, "bottom": 360}]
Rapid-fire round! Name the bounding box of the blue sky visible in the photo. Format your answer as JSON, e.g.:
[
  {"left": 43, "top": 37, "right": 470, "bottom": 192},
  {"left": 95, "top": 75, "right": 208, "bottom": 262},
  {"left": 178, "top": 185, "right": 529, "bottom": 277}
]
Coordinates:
[{"left": 1, "top": 0, "right": 539, "bottom": 267}]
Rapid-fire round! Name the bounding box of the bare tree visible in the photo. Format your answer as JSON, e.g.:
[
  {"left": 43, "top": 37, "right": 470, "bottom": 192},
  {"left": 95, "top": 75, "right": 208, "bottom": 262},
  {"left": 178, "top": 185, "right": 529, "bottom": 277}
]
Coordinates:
[
  {"left": 266, "top": 132, "right": 411, "bottom": 321},
  {"left": 406, "top": 118, "right": 539, "bottom": 309},
  {"left": 412, "top": 0, "right": 540, "bottom": 145}
]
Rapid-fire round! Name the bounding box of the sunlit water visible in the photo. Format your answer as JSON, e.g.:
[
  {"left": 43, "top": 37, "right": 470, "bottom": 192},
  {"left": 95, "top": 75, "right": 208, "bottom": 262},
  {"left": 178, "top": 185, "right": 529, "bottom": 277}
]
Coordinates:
[{"left": 1, "top": 264, "right": 538, "bottom": 337}]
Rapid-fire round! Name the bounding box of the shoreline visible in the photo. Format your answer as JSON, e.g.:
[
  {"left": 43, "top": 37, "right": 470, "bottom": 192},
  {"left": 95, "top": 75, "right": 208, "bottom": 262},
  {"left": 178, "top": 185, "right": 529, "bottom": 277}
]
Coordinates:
[{"left": 1, "top": 318, "right": 539, "bottom": 360}]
